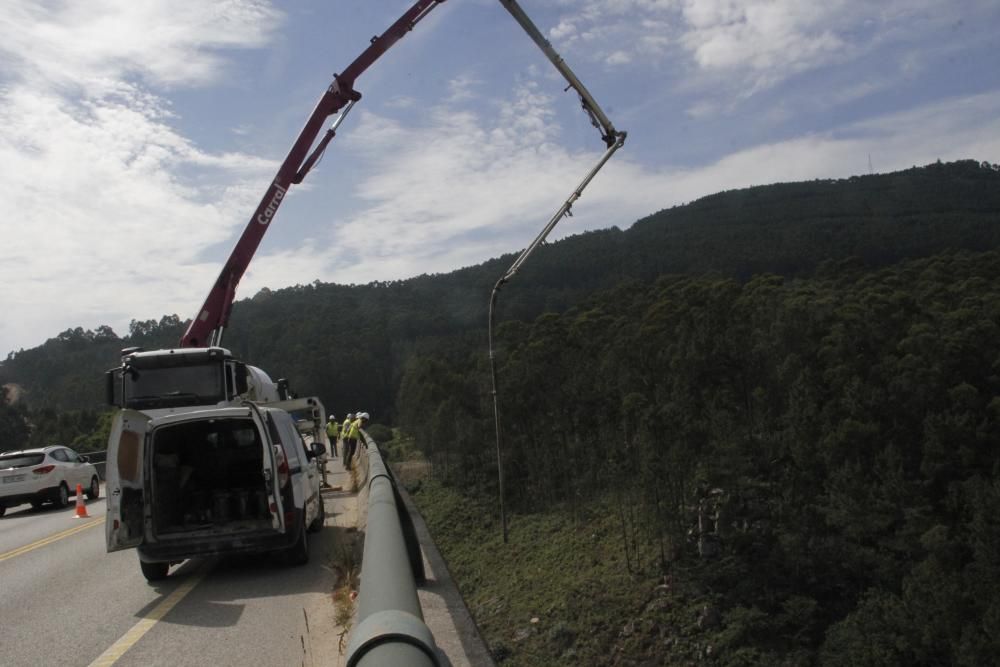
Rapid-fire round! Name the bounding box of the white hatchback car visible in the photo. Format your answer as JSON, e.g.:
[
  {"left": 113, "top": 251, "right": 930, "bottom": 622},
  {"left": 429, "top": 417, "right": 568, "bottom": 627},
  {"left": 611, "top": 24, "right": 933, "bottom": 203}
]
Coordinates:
[{"left": 0, "top": 446, "right": 100, "bottom": 516}]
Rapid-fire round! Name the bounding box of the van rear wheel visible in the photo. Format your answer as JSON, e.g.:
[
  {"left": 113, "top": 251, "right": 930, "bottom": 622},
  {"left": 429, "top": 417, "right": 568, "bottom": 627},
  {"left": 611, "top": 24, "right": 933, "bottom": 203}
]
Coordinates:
[
  {"left": 285, "top": 516, "right": 309, "bottom": 566},
  {"left": 140, "top": 561, "right": 169, "bottom": 582},
  {"left": 86, "top": 476, "right": 100, "bottom": 500},
  {"left": 308, "top": 495, "right": 325, "bottom": 533}
]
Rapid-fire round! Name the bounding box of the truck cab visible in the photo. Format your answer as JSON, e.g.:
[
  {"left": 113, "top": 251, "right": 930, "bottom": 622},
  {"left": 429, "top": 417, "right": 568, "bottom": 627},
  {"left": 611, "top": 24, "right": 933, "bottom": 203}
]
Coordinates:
[{"left": 105, "top": 346, "right": 284, "bottom": 416}]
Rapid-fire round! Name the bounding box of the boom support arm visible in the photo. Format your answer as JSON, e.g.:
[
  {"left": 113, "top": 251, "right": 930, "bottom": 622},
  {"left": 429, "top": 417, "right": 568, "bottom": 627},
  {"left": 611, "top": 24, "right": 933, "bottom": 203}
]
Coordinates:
[{"left": 180, "top": 0, "right": 445, "bottom": 348}]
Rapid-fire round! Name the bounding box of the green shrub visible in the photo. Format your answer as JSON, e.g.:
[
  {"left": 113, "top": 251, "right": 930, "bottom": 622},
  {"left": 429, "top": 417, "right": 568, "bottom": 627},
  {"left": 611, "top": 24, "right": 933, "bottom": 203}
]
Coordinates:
[{"left": 365, "top": 423, "right": 393, "bottom": 444}]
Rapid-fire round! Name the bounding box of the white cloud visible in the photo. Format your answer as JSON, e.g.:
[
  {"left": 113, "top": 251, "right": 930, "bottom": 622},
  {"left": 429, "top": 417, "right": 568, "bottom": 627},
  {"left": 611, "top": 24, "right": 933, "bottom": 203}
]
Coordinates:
[
  {"left": 606, "top": 51, "right": 633, "bottom": 66},
  {"left": 548, "top": 0, "right": 998, "bottom": 95},
  {"left": 0, "top": 82, "right": 277, "bottom": 348},
  {"left": 685, "top": 99, "right": 721, "bottom": 118},
  {"left": 384, "top": 96, "right": 418, "bottom": 110},
  {"left": 0, "top": 0, "right": 282, "bottom": 91},
  {"left": 636, "top": 91, "right": 1000, "bottom": 206},
  {"left": 446, "top": 74, "right": 484, "bottom": 103},
  {"left": 549, "top": 19, "right": 577, "bottom": 41},
  {"left": 0, "top": 1, "right": 283, "bottom": 354}
]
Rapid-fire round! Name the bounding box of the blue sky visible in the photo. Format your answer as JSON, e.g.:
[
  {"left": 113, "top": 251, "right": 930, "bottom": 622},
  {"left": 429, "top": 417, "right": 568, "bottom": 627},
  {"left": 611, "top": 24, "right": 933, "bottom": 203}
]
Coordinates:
[{"left": 1, "top": 0, "right": 999, "bottom": 358}]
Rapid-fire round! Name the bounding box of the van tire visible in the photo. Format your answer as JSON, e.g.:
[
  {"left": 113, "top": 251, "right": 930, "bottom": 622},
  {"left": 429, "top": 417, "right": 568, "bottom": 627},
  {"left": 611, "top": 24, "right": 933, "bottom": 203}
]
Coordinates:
[
  {"left": 308, "top": 495, "right": 325, "bottom": 533},
  {"left": 55, "top": 483, "right": 70, "bottom": 508},
  {"left": 285, "top": 516, "right": 309, "bottom": 566},
  {"left": 86, "top": 476, "right": 100, "bottom": 500},
  {"left": 140, "top": 561, "right": 169, "bottom": 582}
]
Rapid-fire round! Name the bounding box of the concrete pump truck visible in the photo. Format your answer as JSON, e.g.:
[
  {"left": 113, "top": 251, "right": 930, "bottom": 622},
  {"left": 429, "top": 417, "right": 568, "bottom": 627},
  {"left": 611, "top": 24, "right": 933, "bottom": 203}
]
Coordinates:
[{"left": 102, "top": 0, "right": 625, "bottom": 582}]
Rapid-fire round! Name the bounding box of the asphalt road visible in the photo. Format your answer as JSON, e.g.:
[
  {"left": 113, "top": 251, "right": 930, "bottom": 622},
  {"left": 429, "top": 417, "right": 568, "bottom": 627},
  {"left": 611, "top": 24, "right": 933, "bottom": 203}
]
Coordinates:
[{"left": 0, "top": 486, "right": 346, "bottom": 667}]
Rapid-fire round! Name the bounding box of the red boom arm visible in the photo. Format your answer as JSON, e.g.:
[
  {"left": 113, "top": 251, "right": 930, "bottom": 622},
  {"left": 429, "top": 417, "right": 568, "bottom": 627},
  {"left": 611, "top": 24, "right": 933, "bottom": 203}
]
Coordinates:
[{"left": 180, "top": 0, "right": 445, "bottom": 348}]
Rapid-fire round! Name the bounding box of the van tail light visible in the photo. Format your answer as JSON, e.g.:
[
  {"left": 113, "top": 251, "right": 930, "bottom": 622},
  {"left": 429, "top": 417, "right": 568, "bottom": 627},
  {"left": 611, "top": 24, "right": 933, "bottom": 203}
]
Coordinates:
[
  {"left": 33, "top": 465, "right": 56, "bottom": 474},
  {"left": 273, "top": 444, "right": 290, "bottom": 489}
]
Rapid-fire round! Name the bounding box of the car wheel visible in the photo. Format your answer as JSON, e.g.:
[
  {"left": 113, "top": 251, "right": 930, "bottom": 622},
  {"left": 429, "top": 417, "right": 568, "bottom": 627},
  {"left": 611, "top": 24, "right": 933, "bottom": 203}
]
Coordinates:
[
  {"left": 140, "top": 560, "right": 170, "bottom": 582},
  {"left": 86, "top": 476, "right": 100, "bottom": 500},
  {"left": 308, "top": 494, "right": 325, "bottom": 533},
  {"left": 285, "top": 515, "right": 309, "bottom": 566},
  {"left": 55, "top": 483, "right": 70, "bottom": 508}
]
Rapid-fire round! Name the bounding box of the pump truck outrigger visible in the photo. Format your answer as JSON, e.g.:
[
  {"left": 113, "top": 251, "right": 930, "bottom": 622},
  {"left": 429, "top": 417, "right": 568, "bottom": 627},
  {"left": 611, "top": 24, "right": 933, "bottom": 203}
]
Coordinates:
[{"left": 103, "top": 0, "right": 625, "bottom": 583}]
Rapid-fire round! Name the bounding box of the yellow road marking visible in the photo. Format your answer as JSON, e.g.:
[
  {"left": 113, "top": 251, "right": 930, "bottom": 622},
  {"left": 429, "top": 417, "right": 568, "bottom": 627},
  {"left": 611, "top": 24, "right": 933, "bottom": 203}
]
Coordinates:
[
  {"left": 88, "top": 566, "right": 209, "bottom": 667},
  {"left": 0, "top": 517, "right": 104, "bottom": 563}
]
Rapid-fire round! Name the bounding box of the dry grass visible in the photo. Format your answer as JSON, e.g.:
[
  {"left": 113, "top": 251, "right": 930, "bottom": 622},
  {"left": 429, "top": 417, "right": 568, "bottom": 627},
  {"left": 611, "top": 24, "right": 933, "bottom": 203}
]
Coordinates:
[
  {"left": 330, "top": 541, "right": 361, "bottom": 651},
  {"left": 391, "top": 460, "right": 431, "bottom": 491}
]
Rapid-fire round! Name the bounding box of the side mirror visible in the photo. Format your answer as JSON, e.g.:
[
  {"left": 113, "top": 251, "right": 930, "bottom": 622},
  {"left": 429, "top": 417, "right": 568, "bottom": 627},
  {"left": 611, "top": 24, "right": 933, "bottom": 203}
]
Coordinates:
[
  {"left": 80, "top": 455, "right": 90, "bottom": 463},
  {"left": 104, "top": 369, "right": 119, "bottom": 407},
  {"left": 311, "top": 442, "right": 326, "bottom": 458},
  {"left": 235, "top": 363, "right": 249, "bottom": 395}
]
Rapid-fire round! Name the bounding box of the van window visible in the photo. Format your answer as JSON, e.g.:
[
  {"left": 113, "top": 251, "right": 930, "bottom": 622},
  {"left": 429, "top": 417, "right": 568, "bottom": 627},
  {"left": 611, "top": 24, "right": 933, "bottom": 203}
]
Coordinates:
[
  {"left": 271, "top": 412, "right": 307, "bottom": 467},
  {"left": 203, "top": 423, "right": 259, "bottom": 449}
]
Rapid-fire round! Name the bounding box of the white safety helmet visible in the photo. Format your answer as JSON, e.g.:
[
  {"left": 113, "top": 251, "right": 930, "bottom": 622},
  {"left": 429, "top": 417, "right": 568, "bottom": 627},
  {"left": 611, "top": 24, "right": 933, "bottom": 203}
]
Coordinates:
[
  {"left": 346, "top": 412, "right": 354, "bottom": 419},
  {"left": 360, "top": 412, "right": 370, "bottom": 420},
  {"left": 328, "top": 415, "right": 336, "bottom": 421}
]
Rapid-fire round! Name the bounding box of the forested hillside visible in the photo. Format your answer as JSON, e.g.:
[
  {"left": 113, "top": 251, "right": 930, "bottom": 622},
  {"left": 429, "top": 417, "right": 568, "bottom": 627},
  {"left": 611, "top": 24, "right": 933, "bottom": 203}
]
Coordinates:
[
  {"left": 2, "top": 160, "right": 998, "bottom": 421},
  {"left": 400, "top": 248, "right": 1000, "bottom": 664}
]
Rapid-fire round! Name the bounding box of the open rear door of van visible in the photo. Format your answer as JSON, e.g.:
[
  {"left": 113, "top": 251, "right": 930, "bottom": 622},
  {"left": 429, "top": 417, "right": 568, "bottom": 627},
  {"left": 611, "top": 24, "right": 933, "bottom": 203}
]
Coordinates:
[
  {"left": 250, "top": 406, "right": 286, "bottom": 534},
  {"left": 105, "top": 409, "right": 151, "bottom": 552}
]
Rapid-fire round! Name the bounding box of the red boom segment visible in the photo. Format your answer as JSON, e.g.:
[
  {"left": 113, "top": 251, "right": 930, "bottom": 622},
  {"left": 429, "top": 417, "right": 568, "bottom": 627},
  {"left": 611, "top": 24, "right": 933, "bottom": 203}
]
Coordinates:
[{"left": 180, "top": 0, "right": 445, "bottom": 348}]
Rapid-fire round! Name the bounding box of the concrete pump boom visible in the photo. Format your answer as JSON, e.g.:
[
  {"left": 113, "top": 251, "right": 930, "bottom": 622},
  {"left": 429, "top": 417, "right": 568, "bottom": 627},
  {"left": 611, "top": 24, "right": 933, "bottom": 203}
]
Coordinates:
[{"left": 179, "top": 0, "right": 626, "bottom": 358}]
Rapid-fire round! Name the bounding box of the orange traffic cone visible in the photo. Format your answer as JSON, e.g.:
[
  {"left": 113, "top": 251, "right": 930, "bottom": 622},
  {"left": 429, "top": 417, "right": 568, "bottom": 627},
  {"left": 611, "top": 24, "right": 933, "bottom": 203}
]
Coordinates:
[{"left": 73, "top": 484, "right": 90, "bottom": 519}]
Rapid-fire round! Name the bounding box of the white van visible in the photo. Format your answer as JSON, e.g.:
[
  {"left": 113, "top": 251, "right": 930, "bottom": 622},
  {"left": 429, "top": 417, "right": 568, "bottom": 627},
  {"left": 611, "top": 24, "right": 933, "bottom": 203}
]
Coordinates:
[{"left": 105, "top": 405, "right": 325, "bottom": 582}]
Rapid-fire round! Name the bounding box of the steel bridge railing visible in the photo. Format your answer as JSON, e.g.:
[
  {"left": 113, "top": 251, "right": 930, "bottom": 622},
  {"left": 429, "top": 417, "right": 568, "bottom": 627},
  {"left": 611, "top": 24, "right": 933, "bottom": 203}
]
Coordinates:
[{"left": 345, "top": 438, "right": 448, "bottom": 667}]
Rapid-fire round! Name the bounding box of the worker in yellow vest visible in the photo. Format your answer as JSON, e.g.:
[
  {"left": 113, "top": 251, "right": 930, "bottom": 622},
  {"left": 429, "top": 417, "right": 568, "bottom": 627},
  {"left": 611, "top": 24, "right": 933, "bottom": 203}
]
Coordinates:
[
  {"left": 341, "top": 413, "right": 354, "bottom": 446},
  {"left": 344, "top": 412, "right": 369, "bottom": 470},
  {"left": 325, "top": 415, "right": 340, "bottom": 458},
  {"left": 342, "top": 413, "right": 356, "bottom": 469}
]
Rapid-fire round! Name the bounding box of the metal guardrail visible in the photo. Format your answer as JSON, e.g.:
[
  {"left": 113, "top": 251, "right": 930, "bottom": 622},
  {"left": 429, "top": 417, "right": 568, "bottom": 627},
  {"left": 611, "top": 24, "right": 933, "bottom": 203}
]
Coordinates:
[
  {"left": 345, "top": 441, "right": 448, "bottom": 667},
  {"left": 83, "top": 450, "right": 107, "bottom": 481}
]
